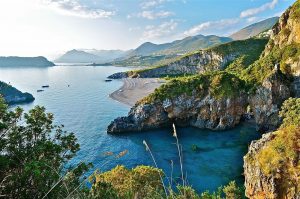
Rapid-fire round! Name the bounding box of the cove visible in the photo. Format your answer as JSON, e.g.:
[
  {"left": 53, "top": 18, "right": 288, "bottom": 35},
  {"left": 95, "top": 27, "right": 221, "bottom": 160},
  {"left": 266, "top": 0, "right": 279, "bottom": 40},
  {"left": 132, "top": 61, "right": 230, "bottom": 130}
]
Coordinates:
[{"left": 0, "top": 65, "right": 261, "bottom": 193}]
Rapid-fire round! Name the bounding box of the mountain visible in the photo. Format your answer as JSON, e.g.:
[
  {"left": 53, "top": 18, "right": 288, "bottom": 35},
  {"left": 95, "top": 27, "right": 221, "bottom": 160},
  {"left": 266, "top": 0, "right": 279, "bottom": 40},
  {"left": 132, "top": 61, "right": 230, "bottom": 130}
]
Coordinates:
[
  {"left": 55, "top": 49, "right": 129, "bottom": 64},
  {"left": 55, "top": 49, "right": 102, "bottom": 63},
  {"left": 0, "top": 56, "right": 54, "bottom": 67},
  {"left": 230, "top": 17, "right": 279, "bottom": 40},
  {"left": 107, "top": 34, "right": 232, "bottom": 67},
  {"left": 128, "top": 34, "right": 232, "bottom": 57},
  {"left": 0, "top": 81, "right": 34, "bottom": 105}
]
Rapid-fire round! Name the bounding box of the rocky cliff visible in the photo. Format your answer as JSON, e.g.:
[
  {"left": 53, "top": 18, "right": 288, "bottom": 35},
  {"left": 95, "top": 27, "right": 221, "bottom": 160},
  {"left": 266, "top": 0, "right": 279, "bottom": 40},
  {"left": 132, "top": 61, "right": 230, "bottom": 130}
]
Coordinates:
[
  {"left": 244, "top": 125, "right": 300, "bottom": 199},
  {"left": 250, "top": 69, "right": 291, "bottom": 132},
  {"left": 262, "top": 0, "right": 300, "bottom": 97},
  {"left": 244, "top": 2, "right": 300, "bottom": 198},
  {"left": 0, "top": 81, "right": 34, "bottom": 105},
  {"left": 108, "top": 72, "right": 250, "bottom": 133}
]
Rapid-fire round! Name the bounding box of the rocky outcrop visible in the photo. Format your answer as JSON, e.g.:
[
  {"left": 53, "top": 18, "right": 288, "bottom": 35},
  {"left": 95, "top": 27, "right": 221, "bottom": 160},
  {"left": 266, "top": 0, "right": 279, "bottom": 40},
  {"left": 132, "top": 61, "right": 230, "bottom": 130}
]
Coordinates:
[
  {"left": 244, "top": 127, "right": 300, "bottom": 199},
  {"left": 108, "top": 72, "right": 129, "bottom": 79},
  {"left": 108, "top": 91, "right": 248, "bottom": 133},
  {"left": 133, "top": 51, "right": 237, "bottom": 78},
  {"left": 262, "top": 1, "right": 300, "bottom": 97},
  {"left": 108, "top": 50, "right": 237, "bottom": 79},
  {"left": 0, "top": 81, "right": 34, "bottom": 105},
  {"left": 244, "top": 132, "right": 279, "bottom": 199},
  {"left": 250, "top": 69, "right": 290, "bottom": 132}
]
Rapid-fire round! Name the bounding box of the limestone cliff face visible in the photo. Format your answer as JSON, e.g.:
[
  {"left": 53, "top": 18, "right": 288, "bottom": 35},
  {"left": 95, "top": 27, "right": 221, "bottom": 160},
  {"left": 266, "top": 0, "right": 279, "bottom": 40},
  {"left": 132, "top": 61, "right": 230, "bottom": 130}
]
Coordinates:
[
  {"left": 107, "top": 91, "right": 248, "bottom": 133},
  {"left": 250, "top": 70, "right": 290, "bottom": 132},
  {"left": 131, "top": 51, "right": 236, "bottom": 78},
  {"left": 244, "top": 128, "right": 300, "bottom": 199}
]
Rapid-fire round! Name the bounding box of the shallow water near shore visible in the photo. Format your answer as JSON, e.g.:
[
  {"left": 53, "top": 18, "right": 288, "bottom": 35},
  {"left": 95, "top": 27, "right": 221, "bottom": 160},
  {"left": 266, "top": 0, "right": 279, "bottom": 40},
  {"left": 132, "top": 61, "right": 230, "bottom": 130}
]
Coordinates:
[{"left": 0, "top": 65, "right": 261, "bottom": 192}]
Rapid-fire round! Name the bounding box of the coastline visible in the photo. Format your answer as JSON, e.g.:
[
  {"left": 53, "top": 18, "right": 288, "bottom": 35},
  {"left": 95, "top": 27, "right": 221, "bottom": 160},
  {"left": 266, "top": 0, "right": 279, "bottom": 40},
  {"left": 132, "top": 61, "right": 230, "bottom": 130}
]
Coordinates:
[{"left": 109, "top": 78, "right": 165, "bottom": 106}]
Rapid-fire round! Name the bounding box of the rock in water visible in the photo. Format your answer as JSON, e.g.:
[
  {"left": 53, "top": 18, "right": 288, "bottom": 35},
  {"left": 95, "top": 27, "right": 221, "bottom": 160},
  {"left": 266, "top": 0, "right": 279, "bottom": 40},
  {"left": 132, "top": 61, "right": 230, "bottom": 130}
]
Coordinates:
[{"left": 0, "top": 81, "right": 34, "bottom": 105}]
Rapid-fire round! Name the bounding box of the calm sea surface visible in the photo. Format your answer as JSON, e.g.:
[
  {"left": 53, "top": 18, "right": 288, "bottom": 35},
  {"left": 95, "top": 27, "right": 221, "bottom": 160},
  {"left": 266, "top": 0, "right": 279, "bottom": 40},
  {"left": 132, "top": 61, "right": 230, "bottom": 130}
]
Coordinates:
[{"left": 0, "top": 65, "right": 261, "bottom": 192}]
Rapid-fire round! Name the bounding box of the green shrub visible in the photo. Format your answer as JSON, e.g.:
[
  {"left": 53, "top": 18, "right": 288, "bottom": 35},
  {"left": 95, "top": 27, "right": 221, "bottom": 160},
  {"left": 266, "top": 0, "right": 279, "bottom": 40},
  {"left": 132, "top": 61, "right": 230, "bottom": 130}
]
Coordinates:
[{"left": 140, "top": 71, "right": 249, "bottom": 104}]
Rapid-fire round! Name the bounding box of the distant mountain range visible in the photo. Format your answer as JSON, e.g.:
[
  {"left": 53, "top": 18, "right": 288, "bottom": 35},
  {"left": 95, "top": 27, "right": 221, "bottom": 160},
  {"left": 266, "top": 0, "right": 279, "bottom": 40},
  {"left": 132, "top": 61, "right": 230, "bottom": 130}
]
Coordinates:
[
  {"left": 230, "top": 17, "right": 279, "bottom": 40},
  {"left": 55, "top": 17, "right": 278, "bottom": 66},
  {"left": 54, "top": 49, "right": 129, "bottom": 63},
  {"left": 0, "top": 56, "right": 54, "bottom": 67}
]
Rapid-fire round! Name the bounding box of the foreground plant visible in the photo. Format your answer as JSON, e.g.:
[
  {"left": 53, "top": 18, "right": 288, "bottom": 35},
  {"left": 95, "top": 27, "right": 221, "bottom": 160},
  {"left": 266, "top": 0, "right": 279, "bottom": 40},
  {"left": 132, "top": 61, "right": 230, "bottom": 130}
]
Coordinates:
[{"left": 0, "top": 96, "right": 91, "bottom": 198}]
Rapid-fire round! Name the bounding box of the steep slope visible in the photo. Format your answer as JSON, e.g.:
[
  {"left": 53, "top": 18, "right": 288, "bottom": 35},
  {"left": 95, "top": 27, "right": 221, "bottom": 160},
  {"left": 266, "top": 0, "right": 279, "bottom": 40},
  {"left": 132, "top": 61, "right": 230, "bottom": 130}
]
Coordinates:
[
  {"left": 244, "top": 98, "right": 300, "bottom": 199},
  {"left": 230, "top": 17, "right": 279, "bottom": 40},
  {"left": 0, "top": 81, "right": 34, "bottom": 105},
  {"left": 243, "top": 2, "right": 300, "bottom": 198},
  {"left": 0, "top": 56, "right": 54, "bottom": 67}
]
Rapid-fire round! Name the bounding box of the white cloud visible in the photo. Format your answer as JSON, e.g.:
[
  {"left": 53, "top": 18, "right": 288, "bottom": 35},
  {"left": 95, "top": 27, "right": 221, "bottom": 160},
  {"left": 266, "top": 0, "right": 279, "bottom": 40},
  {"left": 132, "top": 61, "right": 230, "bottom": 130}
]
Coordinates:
[
  {"left": 140, "top": 0, "right": 169, "bottom": 9},
  {"left": 139, "top": 10, "right": 174, "bottom": 20},
  {"left": 142, "top": 20, "right": 178, "bottom": 40},
  {"left": 183, "top": 19, "right": 239, "bottom": 36},
  {"left": 240, "top": 0, "right": 278, "bottom": 18},
  {"left": 40, "top": 0, "right": 115, "bottom": 18},
  {"left": 247, "top": 16, "right": 259, "bottom": 23}
]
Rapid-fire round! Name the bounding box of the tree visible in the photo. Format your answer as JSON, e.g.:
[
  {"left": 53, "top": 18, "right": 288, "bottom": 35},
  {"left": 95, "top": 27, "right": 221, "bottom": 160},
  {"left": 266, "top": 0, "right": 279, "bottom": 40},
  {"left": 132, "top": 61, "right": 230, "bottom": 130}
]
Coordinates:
[{"left": 0, "top": 96, "right": 91, "bottom": 198}]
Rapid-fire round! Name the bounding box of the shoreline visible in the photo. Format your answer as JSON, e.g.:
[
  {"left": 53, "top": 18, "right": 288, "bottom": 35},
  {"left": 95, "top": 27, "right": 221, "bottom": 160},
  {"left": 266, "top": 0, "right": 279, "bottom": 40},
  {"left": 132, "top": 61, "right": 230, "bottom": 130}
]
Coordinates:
[{"left": 109, "top": 78, "right": 165, "bottom": 107}]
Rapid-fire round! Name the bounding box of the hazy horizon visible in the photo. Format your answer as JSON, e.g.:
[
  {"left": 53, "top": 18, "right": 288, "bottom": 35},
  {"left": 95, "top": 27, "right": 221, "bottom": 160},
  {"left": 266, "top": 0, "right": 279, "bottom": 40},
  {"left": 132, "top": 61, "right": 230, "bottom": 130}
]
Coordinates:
[{"left": 0, "top": 0, "right": 294, "bottom": 59}]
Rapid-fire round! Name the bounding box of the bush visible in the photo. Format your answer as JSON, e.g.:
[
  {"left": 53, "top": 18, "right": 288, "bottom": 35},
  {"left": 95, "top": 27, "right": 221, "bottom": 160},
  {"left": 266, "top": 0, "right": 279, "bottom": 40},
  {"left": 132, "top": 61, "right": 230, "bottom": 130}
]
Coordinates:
[
  {"left": 279, "top": 97, "right": 300, "bottom": 127},
  {"left": 0, "top": 96, "right": 91, "bottom": 198},
  {"left": 140, "top": 71, "right": 249, "bottom": 104}
]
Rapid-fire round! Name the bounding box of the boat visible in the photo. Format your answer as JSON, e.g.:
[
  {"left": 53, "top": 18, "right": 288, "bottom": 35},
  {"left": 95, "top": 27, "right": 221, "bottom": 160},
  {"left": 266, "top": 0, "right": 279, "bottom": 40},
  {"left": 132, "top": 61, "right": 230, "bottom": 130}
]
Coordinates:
[
  {"left": 42, "top": 85, "right": 49, "bottom": 88},
  {"left": 37, "top": 89, "right": 44, "bottom": 92},
  {"left": 105, "top": 79, "right": 112, "bottom": 82}
]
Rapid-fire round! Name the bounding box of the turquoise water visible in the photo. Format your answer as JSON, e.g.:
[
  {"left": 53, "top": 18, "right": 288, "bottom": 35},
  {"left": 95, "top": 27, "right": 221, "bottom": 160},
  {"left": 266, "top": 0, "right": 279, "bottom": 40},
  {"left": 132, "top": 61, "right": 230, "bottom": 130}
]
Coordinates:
[{"left": 0, "top": 65, "right": 260, "bottom": 192}]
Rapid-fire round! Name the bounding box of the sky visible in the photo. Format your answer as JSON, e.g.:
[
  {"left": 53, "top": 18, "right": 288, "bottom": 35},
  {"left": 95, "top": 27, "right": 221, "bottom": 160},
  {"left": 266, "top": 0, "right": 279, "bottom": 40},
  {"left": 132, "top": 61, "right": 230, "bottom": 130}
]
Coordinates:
[{"left": 0, "top": 0, "right": 295, "bottom": 59}]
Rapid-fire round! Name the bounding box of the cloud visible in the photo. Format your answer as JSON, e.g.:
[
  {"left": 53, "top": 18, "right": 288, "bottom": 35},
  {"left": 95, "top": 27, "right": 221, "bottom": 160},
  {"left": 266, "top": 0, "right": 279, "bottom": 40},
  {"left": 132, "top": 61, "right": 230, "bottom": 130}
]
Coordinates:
[
  {"left": 40, "top": 0, "right": 115, "bottom": 18},
  {"left": 140, "top": 0, "right": 169, "bottom": 9},
  {"left": 142, "top": 20, "right": 178, "bottom": 40},
  {"left": 240, "top": 0, "right": 278, "bottom": 18},
  {"left": 247, "top": 17, "right": 259, "bottom": 23},
  {"left": 139, "top": 10, "right": 174, "bottom": 20},
  {"left": 183, "top": 19, "right": 239, "bottom": 36}
]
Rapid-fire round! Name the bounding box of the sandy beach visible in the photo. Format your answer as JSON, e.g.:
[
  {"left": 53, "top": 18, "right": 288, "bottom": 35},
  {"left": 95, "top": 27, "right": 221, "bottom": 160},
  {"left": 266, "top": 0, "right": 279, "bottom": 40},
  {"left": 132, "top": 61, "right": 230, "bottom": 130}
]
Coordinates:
[{"left": 109, "top": 78, "right": 165, "bottom": 106}]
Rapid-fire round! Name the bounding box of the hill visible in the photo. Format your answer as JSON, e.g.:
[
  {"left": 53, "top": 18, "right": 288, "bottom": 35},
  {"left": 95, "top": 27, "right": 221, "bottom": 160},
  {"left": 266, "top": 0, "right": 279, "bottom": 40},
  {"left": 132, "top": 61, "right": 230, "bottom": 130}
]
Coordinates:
[
  {"left": 108, "top": 38, "right": 268, "bottom": 78},
  {"left": 107, "top": 34, "right": 232, "bottom": 67},
  {"left": 230, "top": 17, "right": 279, "bottom": 40},
  {"left": 0, "top": 56, "right": 54, "bottom": 67}
]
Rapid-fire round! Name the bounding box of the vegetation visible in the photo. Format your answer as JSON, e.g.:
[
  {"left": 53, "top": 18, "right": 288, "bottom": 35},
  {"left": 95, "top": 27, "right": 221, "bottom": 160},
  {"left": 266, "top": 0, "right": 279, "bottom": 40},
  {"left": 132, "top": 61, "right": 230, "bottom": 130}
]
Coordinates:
[
  {"left": 209, "top": 38, "right": 268, "bottom": 57},
  {"left": 240, "top": 43, "right": 300, "bottom": 85},
  {"left": 290, "top": 0, "right": 300, "bottom": 20},
  {"left": 250, "top": 97, "right": 300, "bottom": 195},
  {"left": 0, "top": 96, "right": 247, "bottom": 198},
  {"left": 279, "top": 97, "right": 300, "bottom": 127},
  {"left": 125, "top": 38, "right": 268, "bottom": 79},
  {"left": 0, "top": 96, "right": 91, "bottom": 198},
  {"left": 140, "top": 71, "right": 249, "bottom": 104}
]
